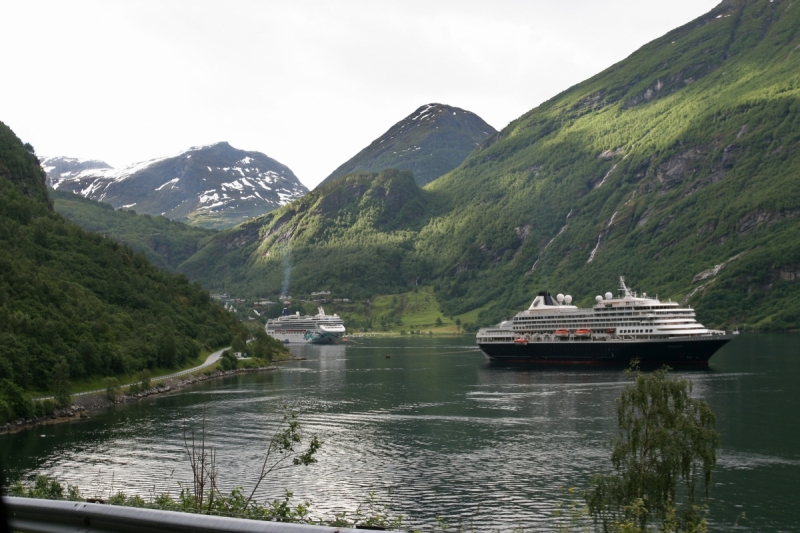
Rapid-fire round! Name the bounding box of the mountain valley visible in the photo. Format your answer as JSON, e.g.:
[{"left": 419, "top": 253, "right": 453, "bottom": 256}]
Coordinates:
[
  {"left": 177, "top": 0, "right": 800, "bottom": 331},
  {"left": 50, "top": 188, "right": 216, "bottom": 272}
]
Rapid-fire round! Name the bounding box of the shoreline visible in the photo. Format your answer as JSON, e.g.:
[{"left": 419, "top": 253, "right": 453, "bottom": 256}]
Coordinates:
[{"left": 0, "top": 364, "right": 285, "bottom": 436}]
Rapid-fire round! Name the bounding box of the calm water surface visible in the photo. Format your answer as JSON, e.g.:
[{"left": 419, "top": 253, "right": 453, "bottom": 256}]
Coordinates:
[{"left": 1, "top": 334, "right": 798, "bottom": 531}]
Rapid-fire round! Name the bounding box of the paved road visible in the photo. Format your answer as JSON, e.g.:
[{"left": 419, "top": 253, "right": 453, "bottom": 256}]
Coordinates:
[{"left": 35, "top": 346, "right": 230, "bottom": 401}]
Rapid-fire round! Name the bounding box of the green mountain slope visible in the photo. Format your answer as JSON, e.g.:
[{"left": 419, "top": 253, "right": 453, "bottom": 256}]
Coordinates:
[
  {"left": 421, "top": 0, "right": 800, "bottom": 329},
  {"left": 182, "top": 0, "right": 800, "bottom": 331},
  {"left": 0, "top": 120, "right": 240, "bottom": 393},
  {"left": 180, "top": 169, "right": 426, "bottom": 299},
  {"left": 51, "top": 189, "right": 216, "bottom": 271},
  {"left": 319, "top": 104, "right": 496, "bottom": 187}
]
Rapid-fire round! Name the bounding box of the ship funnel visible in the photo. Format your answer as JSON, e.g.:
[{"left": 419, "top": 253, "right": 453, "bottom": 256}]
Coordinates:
[{"left": 281, "top": 307, "right": 289, "bottom": 317}]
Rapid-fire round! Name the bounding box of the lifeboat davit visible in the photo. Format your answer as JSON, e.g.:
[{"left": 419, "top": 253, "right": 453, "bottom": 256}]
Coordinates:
[{"left": 554, "top": 329, "right": 570, "bottom": 337}]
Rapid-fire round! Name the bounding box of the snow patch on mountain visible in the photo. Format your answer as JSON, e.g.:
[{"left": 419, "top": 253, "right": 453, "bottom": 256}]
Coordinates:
[
  {"left": 155, "top": 178, "right": 180, "bottom": 191},
  {"left": 48, "top": 142, "right": 307, "bottom": 229},
  {"left": 39, "top": 156, "right": 113, "bottom": 188}
]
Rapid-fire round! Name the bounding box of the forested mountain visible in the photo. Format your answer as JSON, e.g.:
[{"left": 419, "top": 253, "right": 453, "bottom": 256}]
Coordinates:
[
  {"left": 50, "top": 142, "right": 308, "bottom": 229},
  {"left": 180, "top": 169, "right": 426, "bottom": 298},
  {"left": 319, "top": 104, "right": 496, "bottom": 187},
  {"left": 0, "top": 120, "right": 240, "bottom": 393},
  {"left": 178, "top": 0, "right": 800, "bottom": 331},
  {"left": 416, "top": 0, "right": 800, "bottom": 330},
  {"left": 51, "top": 189, "right": 216, "bottom": 271}
]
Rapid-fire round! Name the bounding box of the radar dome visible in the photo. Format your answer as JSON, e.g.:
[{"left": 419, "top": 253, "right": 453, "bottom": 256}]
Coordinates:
[
  {"left": 595, "top": 295, "right": 603, "bottom": 303},
  {"left": 564, "top": 295, "right": 572, "bottom": 304},
  {"left": 556, "top": 293, "right": 565, "bottom": 302},
  {"left": 605, "top": 292, "right": 613, "bottom": 300}
]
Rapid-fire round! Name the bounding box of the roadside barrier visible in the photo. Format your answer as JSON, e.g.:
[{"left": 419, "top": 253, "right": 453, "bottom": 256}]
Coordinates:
[{"left": 5, "top": 497, "right": 371, "bottom": 533}]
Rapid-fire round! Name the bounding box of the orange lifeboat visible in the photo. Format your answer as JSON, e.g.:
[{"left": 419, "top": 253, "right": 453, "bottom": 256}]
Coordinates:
[
  {"left": 554, "top": 329, "right": 570, "bottom": 337},
  {"left": 514, "top": 337, "right": 528, "bottom": 345},
  {"left": 575, "top": 328, "right": 591, "bottom": 337}
]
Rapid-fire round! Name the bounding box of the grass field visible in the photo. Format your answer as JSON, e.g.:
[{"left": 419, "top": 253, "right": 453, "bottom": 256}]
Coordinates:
[{"left": 329, "top": 286, "right": 490, "bottom": 335}]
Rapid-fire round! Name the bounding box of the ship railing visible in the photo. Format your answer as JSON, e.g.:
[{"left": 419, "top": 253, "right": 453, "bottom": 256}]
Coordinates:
[{"left": 4, "top": 497, "right": 369, "bottom": 533}]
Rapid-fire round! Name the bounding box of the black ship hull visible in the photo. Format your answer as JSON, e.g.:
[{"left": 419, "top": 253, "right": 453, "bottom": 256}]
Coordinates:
[{"left": 478, "top": 336, "right": 733, "bottom": 366}]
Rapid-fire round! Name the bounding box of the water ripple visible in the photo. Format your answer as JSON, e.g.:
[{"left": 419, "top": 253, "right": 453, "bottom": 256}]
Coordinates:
[{"left": 3, "top": 335, "right": 799, "bottom": 532}]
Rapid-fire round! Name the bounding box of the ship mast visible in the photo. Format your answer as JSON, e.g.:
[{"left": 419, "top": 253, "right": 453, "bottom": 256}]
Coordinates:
[{"left": 618, "top": 276, "right": 633, "bottom": 298}]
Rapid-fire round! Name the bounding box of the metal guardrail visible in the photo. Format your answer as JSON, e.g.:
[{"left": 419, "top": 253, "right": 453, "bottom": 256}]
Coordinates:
[{"left": 4, "top": 497, "right": 368, "bottom": 533}]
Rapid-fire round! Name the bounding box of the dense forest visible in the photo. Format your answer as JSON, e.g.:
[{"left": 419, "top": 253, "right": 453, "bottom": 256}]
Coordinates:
[
  {"left": 51, "top": 189, "right": 216, "bottom": 271},
  {"left": 0, "top": 121, "right": 241, "bottom": 399},
  {"left": 177, "top": 0, "right": 800, "bottom": 331}
]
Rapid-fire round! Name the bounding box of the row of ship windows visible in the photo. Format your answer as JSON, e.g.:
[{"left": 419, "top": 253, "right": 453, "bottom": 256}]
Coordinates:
[
  {"left": 606, "top": 308, "right": 684, "bottom": 312},
  {"left": 517, "top": 318, "right": 695, "bottom": 323},
  {"left": 513, "top": 326, "right": 694, "bottom": 331},
  {"left": 518, "top": 312, "right": 693, "bottom": 321},
  {"left": 518, "top": 319, "right": 693, "bottom": 322},
  {"left": 513, "top": 321, "right": 695, "bottom": 328}
]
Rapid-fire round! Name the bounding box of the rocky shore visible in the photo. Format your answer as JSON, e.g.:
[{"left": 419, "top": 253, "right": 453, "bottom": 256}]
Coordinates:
[{"left": 0, "top": 365, "right": 278, "bottom": 435}]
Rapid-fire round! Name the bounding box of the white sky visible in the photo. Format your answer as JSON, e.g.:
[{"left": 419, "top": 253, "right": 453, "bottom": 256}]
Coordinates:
[{"left": 2, "top": 0, "right": 720, "bottom": 189}]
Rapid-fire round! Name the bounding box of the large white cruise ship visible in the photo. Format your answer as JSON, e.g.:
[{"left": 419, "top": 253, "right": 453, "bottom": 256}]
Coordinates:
[
  {"left": 266, "top": 307, "right": 346, "bottom": 344},
  {"left": 476, "top": 277, "right": 734, "bottom": 365}
]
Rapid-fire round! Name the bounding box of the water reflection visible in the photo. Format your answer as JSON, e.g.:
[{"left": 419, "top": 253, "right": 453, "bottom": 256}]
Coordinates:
[{"left": 0, "top": 334, "right": 798, "bottom": 531}]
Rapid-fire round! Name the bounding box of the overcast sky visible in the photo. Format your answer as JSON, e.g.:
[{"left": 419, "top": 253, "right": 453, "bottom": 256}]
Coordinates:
[{"left": 2, "top": 0, "right": 720, "bottom": 189}]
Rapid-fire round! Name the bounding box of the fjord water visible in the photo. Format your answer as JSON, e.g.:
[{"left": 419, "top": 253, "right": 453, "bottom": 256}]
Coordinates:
[{"left": 2, "top": 334, "right": 798, "bottom": 532}]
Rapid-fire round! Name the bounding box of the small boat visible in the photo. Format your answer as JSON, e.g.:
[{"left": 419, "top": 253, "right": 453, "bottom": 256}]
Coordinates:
[
  {"left": 514, "top": 337, "right": 528, "bottom": 345},
  {"left": 575, "top": 329, "right": 591, "bottom": 337},
  {"left": 554, "top": 329, "right": 570, "bottom": 337}
]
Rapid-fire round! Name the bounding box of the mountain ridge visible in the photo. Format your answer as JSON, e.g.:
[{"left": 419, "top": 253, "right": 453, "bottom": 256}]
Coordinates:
[
  {"left": 50, "top": 142, "right": 308, "bottom": 229},
  {"left": 319, "top": 103, "right": 496, "bottom": 188},
  {"left": 40, "top": 156, "right": 112, "bottom": 186}
]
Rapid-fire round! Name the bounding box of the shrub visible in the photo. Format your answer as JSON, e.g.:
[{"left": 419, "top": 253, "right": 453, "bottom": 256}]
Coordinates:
[
  {"left": 0, "top": 379, "right": 34, "bottom": 421},
  {"left": 138, "top": 369, "right": 151, "bottom": 390},
  {"left": 103, "top": 377, "right": 121, "bottom": 401},
  {"left": 220, "top": 350, "right": 238, "bottom": 371}
]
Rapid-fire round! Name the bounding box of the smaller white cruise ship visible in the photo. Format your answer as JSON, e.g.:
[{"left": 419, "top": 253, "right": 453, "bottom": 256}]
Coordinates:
[{"left": 266, "top": 307, "right": 346, "bottom": 344}]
